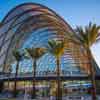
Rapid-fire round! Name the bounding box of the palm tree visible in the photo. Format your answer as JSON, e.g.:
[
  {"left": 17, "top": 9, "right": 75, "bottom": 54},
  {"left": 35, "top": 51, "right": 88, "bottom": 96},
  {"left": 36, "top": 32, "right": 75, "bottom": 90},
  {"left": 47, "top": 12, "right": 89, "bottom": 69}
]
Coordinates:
[
  {"left": 47, "top": 39, "right": 65, "bottom": 100},
  {"left": 13, "top": 49, "right": 23, "bottom": 97},
  {"left": 26, "top": 47, "right": 46, "bottom": 99},
  {"left": 75, "top": 22, "right": 100, "bottom": 100}
]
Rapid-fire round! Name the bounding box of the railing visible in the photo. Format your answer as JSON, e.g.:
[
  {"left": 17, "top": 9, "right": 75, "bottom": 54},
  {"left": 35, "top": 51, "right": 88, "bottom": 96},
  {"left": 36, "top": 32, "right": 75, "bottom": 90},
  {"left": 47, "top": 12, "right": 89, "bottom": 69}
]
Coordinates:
[{"left": 0, "top": 72, "right": 89, "bottom": 81}]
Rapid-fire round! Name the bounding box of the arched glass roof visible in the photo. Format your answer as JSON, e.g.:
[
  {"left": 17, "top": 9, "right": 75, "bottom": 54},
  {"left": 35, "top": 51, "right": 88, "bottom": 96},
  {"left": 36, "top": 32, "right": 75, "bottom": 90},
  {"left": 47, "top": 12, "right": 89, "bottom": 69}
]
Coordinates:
[{"left": 0, "top": 3, "right": 98, "bottom": 76}]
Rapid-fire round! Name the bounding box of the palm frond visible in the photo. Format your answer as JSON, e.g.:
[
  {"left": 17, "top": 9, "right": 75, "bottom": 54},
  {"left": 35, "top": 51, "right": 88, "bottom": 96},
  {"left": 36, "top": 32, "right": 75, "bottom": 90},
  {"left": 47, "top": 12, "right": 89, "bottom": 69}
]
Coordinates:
[
  {"left": 76, "top": 26, "right": 88, "bottom": 47},
  {"left": 47, "top": 39, "right": 65, "bottom": 57},
  {"left": 76, "top": 22, "right": 100, "bottom": 48},
  {"left": 26, "top": 47, "right": 46, "bottom": 60},
  {"left": 22, "top": 48, "right": 30, "bottom": 59},
  {"left": 95, "top": 36, "right": 100, "bottom": 44},
  {"left": 13, "top": 50, "right": 22, "bottom": 61}
]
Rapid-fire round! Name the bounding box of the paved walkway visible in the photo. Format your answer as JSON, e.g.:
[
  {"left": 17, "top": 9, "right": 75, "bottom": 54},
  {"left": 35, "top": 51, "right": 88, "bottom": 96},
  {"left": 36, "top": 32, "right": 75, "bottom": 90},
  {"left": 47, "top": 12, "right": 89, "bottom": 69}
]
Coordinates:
[{"left": 0, "top": 95, "right": 100, "bottom": 100}]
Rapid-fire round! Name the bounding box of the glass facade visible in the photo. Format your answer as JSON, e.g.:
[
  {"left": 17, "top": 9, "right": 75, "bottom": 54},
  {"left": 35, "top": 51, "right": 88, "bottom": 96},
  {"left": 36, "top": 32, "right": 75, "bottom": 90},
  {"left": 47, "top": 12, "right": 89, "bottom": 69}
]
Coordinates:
[{"left": 0, "top": 3, "right": 93, "bottom": 75}]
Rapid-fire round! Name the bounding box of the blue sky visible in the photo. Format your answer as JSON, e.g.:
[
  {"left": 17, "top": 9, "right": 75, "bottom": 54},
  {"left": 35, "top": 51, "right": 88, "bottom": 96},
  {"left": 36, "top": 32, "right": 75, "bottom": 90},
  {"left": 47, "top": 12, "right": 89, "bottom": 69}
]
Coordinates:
[{"left": 0, "top": 0, "right": 100, "bottom": 66}]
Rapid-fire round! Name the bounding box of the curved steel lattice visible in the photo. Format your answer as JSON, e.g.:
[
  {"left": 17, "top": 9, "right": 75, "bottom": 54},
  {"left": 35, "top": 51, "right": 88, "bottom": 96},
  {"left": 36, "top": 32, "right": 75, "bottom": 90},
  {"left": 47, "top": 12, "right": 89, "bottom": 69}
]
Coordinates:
[{"left": 0, "top": 3, "right": 90, "bottom": 76}]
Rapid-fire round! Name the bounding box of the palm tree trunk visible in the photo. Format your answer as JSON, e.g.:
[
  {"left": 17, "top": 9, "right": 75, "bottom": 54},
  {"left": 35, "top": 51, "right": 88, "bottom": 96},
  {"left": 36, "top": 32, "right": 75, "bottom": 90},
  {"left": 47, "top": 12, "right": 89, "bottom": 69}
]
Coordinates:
[
  {"left": 56, "top": 57, "right": 62, "bottom": 100},
  {"left": 7, "top": 74, "right": 10, "bottom": 91},
  {"left": 13, "top": 61, "right": 19, "bottom": 97},
  {"left": 0, "top": 82, "right": 3, "bottom": 93},
  {"left": 87, "top": 49, "right": 97, "bottom": 100},
  {"left": 32, "top": 59, "right": 36, "bottom": 99}
]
